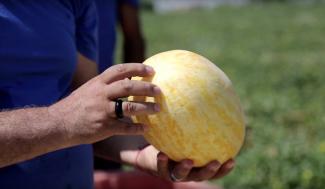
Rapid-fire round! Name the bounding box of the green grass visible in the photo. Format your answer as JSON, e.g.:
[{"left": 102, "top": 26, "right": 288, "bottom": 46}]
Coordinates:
[{"left": 135, "top": 4, "right": 325, "bottom": 189}]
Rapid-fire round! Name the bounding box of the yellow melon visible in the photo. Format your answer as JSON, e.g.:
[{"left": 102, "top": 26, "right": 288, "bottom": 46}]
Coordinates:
[{"left": 129, "top": 50, "right": 245, "bottom": 167}]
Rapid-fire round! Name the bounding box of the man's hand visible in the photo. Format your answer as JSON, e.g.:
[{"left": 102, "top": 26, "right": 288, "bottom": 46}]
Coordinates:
[
  {"left": 49, "top": 63, "right": 161, "bottom": 145},
  {"left": 135, "top": 145, "right": 235, "bottom": 182}
]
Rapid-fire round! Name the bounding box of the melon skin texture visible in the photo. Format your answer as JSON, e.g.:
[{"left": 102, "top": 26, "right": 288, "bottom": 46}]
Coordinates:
[{"left": 130, "top": 50, "right": 245, "bottom": 167}]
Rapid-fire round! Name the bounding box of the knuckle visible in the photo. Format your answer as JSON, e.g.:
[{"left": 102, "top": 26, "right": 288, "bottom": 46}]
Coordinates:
[
  {"left": 121, "top": 79, "right": 133, "bottom": 92},
  {"left": 105, "top": 102, "right": 115, "bottom": 115},
  {"left": 208, "top": 166, "right": 218, "bottom": 173},
  {"left": 97, "top": 73, "right": 106, "bottom": 82},
  {"left": 145, "top": 83, "right": 154, "bottom": 92},
  {"left": 97, "top": 112, "right": 108, "bottom": 123},
  {"left": 114, "top": 64, "right": 127, "bottom": 74}
]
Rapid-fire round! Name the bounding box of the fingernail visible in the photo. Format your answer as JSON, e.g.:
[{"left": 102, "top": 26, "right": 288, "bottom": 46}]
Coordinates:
[
  {"left": 146, "top": 66, "right": 155, "bottom": 75},
  {"left": 227, "top": 160, "right": 235, "bottom": 169},
  {"left": 154, "top": 104, "right": 160, "bottom": 112},
  {"left": 153, "top": 86, "right": 161, "bottom": 95},
  {"left": 158, "top": 153, "right": 168, "bottom": 161},
  {"left": 211, "top": 162, "right": 221, "bottom": 171}
]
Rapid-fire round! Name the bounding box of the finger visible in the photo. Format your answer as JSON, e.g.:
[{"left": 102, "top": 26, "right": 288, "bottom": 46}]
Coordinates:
[
  {"left": 106, "top": 79, "right": 161, "bottom": 99},
  {"left": 109, "top": 119, "right": 148, "bottom": 135},
  {"left": 122, "top": 101, "right": 160, "bottom": 117},
  {"left": 100, "top": 63, "right": 155, "bottom": 84},
  {"left": 211, "top": 159, "right": 235, "bottom": 180},
  {"left": 157, "top": 152, "right": 170, "bottom": 180},
  {"left": 186, "top": 161, "right": 221, "bottom": 182},
  {"left": 170, "top": 159, "right": 193, "bottom": 182}
]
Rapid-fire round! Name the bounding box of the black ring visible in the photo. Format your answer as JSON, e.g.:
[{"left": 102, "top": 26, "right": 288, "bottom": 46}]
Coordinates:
[{"left": 115, "top": 99, "right": 124, "bottom": 119}]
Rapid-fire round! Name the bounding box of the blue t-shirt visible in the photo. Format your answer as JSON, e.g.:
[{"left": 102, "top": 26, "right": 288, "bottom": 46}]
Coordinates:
[
  {"left": 95, "top": 0, "right": 138, "bottom": 73},
  {"left": 0, "top": 1, "right": 97, "bottom": 188}
]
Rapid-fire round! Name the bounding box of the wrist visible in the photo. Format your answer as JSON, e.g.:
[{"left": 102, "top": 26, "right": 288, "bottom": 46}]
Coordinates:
[{"left": 47, "top": 102, "right": 74, "bottom": 147}]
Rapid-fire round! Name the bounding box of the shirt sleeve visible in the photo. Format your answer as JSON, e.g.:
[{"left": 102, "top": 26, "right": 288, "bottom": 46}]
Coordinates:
[{"left": 75, "top": 0, "right": 98, "bottom": 62}]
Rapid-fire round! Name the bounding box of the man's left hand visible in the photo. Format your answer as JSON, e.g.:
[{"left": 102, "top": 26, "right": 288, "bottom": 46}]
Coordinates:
[{"left": 135, "top": 145, "right": 235, "bottom": 182}]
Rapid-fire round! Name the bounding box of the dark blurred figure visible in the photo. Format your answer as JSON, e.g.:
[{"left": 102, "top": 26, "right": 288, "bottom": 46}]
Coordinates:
[
  {"left": 94, "top": 0, "right": 145, "bottom": 176},
  {"left": 95, "top": 0, "right": 145, "bottom": 74}
]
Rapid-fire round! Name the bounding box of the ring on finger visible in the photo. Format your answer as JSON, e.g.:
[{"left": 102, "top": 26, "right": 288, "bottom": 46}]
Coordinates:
[
  {"left": 170, "top": 172, "right": 183, "bottom": 182},
  {"left": 115, "top": 99, "right": 124, "bottom": 119}
]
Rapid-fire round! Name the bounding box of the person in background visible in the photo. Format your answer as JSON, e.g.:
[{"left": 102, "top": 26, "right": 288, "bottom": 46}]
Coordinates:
[
  {"left": 95, "top": 0, "right": 145, "bottom": 73},
  {"left": 93, "top": 1, "right": 227, "bottom": 189},
  {"left": 94, "top": 0, "right": 146, "bottom": 172}
]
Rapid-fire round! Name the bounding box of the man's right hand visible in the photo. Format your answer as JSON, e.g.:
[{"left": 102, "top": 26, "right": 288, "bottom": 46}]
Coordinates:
[{"left": 49, "top": 63, "right": 161, "bottom": 145}]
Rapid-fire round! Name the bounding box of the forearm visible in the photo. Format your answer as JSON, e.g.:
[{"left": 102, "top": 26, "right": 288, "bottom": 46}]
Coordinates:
[
  {"left": 0, "top": 107, "right": 69, "bottom": 168},
  {"left": 93, "top": 135, "right": 148, "bottom": 166},
  {"left": 0, "top": 63, "right": 155, "bottom": 168}
]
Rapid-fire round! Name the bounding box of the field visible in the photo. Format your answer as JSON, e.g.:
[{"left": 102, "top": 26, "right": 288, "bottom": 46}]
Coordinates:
[{"left": 131, "top": 3, "right": 325, "bottom": 189}]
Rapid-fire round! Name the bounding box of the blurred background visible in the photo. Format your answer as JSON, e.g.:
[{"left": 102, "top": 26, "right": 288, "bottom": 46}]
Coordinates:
[{"left": 116, "top": 0, "right": 325, "bottom": 188}]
